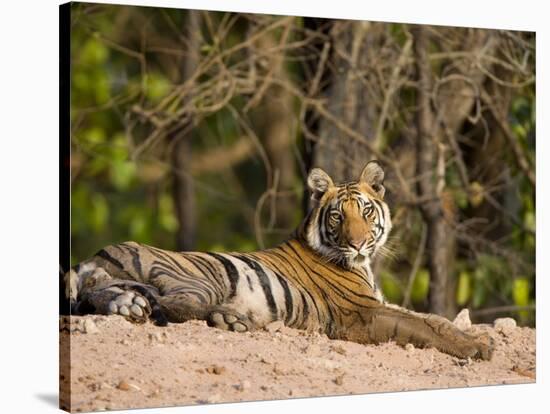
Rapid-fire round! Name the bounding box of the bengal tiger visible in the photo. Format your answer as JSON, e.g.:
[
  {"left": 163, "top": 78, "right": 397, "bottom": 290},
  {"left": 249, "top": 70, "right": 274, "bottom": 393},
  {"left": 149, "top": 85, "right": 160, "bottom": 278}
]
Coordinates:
[{"left": 64, "top": 161, "right": 493, "bottom": 360}]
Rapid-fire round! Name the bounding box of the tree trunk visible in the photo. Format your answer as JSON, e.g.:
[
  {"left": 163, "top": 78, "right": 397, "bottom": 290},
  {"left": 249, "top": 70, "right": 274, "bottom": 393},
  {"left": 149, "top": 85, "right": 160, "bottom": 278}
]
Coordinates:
[
  {"left": 413, "top": 26, "right": 450, "bottom": 317},
  {"left": 172, "top": 10, "right": 200, "bottom": 251},
  {"left": 254, "top": 25, "right": 298, "bottom": 232},
  {"left": 312, "top": 21, "right": 379, "bottom": 183}
]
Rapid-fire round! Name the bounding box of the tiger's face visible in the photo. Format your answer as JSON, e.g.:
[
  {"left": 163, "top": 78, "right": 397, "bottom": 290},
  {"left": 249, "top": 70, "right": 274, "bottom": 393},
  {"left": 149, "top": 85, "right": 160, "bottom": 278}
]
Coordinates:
[{"left": 304, "top": 161, "right": 391, "bottom": 270}]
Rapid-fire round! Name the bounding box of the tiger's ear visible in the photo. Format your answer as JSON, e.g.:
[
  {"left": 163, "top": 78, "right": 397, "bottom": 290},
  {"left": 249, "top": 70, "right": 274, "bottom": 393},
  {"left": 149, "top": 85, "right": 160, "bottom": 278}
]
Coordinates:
[
  {"left": 360, "top": 160, "right": 386, "bottom": 198},
  {"left": 307, "top": 168, "right": 334, "bottom": 202}
]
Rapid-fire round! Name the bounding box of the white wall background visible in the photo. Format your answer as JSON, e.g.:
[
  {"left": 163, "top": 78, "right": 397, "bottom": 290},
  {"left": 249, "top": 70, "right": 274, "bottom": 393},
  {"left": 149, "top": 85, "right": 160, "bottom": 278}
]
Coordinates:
[{"left": 0, "top": 0, "right": 547, "bottom": 413}]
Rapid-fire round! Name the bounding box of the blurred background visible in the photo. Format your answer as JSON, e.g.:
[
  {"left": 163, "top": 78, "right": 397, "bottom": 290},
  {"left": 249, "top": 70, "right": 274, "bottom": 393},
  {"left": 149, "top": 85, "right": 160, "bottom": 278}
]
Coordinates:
[{"left": 69, "top": 3, "right": 535, "bottom": 324}]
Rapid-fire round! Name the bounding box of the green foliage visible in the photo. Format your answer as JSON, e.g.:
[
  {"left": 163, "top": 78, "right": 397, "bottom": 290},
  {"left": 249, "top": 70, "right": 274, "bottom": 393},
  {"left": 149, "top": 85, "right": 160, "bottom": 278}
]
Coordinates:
[
  {"left": 380, "top": 270, "right": 403, "bottom": 304},
  {"left": 456, "top": 271, "right": 472, "bottom": 306},
  {"left": 411, "top": 269, "right": 430, "bottom": 304},
  {"left": 513, "top": 277, "right": 531, "bottom": 322},
  {"left": 145, "top": 72, "right": 172, "bottom": 103}
]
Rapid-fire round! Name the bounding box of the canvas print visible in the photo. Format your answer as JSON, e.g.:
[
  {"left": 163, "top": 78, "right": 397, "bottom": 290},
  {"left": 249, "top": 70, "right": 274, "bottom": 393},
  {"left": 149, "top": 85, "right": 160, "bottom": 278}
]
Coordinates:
[{"left": 59, "top": 2, "right": 536, "bottom": 412}]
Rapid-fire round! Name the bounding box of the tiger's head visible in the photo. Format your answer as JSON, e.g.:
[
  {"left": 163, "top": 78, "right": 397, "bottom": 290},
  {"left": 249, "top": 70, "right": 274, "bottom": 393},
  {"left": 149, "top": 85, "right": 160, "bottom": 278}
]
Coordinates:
[{"left": 302, "top": 161, "right": 392, "bottom": 270}]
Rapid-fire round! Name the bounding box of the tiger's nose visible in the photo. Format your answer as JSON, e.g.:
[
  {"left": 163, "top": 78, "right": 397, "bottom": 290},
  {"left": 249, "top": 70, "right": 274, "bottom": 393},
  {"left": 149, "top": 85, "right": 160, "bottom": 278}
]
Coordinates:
[{"left": 348, "top": 239, "right": 366, "bottom": 251}]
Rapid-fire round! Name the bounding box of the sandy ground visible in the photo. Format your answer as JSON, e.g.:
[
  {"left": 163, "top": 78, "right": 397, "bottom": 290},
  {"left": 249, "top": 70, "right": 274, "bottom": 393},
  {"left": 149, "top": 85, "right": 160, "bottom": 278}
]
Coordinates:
[{"left": 59, "top": 313, "right": 535, "bottom": 413}]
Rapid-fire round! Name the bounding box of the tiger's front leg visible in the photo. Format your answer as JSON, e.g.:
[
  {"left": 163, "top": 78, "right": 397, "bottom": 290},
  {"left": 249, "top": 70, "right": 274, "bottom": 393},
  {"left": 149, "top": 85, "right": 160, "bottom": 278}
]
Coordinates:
[{"left": 341, "top": 304, "right": 494, "bottom": 360}]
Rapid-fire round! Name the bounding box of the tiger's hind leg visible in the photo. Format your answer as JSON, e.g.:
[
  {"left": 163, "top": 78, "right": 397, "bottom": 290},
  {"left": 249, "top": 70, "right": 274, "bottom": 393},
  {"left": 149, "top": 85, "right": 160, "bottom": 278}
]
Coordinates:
[{"left": 67, "top": 266, "right": 168, "bottom": 325}]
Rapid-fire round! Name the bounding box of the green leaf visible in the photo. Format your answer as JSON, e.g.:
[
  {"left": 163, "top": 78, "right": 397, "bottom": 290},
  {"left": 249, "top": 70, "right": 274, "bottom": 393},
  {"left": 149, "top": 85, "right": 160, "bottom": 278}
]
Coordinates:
[
  {"left": 513, "top": 278, "right": 530, "bottom": 307},
  {"left": 159, "top": 194, "right": 178, "bottom": 232},
  {"left": 145, "top": 73, "right": 172, "bottom": 103},
  {"left": 110, "top": 160, "right": 136, "bottom": 190},
  {"left": 90, "top": 194, "right": 109, "bottom": 233},
  {"left": 380, "top": 271, "right": 403, "bottom": 303},
  {"left": 80, "top": 38, "right": 109, "bottom": 66},
  {"left": 411, "top": 268, "right": 430, "bottom": 304},
  {"left": 524, "top": 211, "right": 535, "bottom": 233},
  {"left": 456, "top": 271, "right": 472, "bottom": 306},
  {"left": 129, "top": 215, "right": 148, "bottom": 240},
  {"left": 83, "top": 127, "right": 106, "bottom": 144}
]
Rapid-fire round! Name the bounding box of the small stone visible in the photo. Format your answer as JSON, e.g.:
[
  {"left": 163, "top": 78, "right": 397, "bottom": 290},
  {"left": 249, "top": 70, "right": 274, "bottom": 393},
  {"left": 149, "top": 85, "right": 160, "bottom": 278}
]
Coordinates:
[
  {"left": 236, "top": 380, "right": 251, "bottom": 391},
  {"left": 494, "top": 318, "right": 517, "bottom": 335},
  {"left": 128, "top": 383, "right": 141, "bottom": 391},
  {"left": 331, "top": 344, "right": 347, "bottom": 355},
  {"left": 83, "top": 319, "right": 99, "bottom": 334},
  {"left": 260, "top": 356, "right": 273, "bottom": 364},
  {"left": 453, "top": 309, "right": 472, "bottom": 331},
  {"left": 334, "top": 375, "right": 344, "bottom": 386},
  {"left": 265, "top": 320, "right": 284, "bottom": 333},
  {"left": 405, "top": 343, "right": 415, "bottom": 352},
  {"left": 272, "top": 364, "right": 286, "bottom": 375},
  {"left": 260, "top": 385, "right": 269, "bottom": 391},
  {"left": 117, "top": 380, "right": 131, "bottom": 391},
  {"left": 205, "top": 365, "right": 226, "bottom": 375}
]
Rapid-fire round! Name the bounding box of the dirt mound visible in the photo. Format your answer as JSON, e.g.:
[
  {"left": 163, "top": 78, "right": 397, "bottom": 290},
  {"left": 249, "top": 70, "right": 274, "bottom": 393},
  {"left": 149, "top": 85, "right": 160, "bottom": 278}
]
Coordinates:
[{"left": 59, "top": 314, "right": 535, "bottom": 412}]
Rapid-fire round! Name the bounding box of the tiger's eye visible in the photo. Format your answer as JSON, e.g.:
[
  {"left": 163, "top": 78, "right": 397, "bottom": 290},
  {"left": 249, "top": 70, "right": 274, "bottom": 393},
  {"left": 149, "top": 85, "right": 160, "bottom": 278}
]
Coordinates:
[
  {"left": 329, "top": 211, "right": 342, "bottom": 222},
  {"left": 363, "top": 205, "right": 373, "bottom": 216}
]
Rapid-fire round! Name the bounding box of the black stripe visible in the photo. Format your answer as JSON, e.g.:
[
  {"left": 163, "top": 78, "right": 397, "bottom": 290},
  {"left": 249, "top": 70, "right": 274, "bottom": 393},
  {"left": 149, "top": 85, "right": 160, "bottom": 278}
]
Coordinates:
[
  {"left": 275, "top": 273, "right": 294, "bottom": 324},
  {"left": 147, "top": 247, "right": 211, "bottom": 285},
  {"left": 371, "top": 199, "right": 385, "bottom": 242},
  {"left": 96, "top": 249, "right": 124, "bottom": 270},
  {"left": 235, "top": 255, "right": 278, "bottom": 320},
  {"left": 299, "top": 290, "right": 310, "bottom": 328},
  {"left": 283, "top": 242, "right": 380, "bottom": 304},
  {"left": 267, "top": 248, "right": 325, "bottom": 322},
  {"left": 319, "top": 204, "right": 331, "bottom": 245},
  {"left": 124, "top": 245, "right": 144, "bottom": 281},
  {"left": 183, "top": 254, "right": 225, "bottom": 300},
  {"left": 206, "top": 252, "right": 239, "bottom": 298},
  {"left": 149, "top": 262, "right": 214, "bottom": 299}
]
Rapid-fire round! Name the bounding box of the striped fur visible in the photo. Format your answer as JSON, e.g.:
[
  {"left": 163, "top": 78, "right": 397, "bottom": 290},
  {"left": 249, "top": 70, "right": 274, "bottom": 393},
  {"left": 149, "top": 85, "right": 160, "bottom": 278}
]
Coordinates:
[{"left": 65, "top": 161, "right": 493, "bottom": 359}]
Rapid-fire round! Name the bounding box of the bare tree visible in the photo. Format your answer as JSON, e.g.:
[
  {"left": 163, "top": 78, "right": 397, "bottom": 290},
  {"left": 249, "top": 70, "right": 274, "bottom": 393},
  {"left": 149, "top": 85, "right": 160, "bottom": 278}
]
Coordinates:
[{"left": 172, "top": 11, "right": 201, "bottom": 251}]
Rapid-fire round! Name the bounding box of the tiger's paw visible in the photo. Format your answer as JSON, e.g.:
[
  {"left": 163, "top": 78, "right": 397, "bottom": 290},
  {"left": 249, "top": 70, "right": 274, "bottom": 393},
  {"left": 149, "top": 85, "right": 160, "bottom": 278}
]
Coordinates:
[
  {"left": 107, "top": 289, "right": 152, "bottom": 323},
  {"left": 207, "top": 308, "right": 253, "bottom": 333},
  {"left": 76, "top": 286, "right": 152, "bottom": 324},
  {"left": 471, "top": 333, "right": 494, "bottom": 361},
  {"left": 453, "top": 333, "right": 494, "bottom": 361}
]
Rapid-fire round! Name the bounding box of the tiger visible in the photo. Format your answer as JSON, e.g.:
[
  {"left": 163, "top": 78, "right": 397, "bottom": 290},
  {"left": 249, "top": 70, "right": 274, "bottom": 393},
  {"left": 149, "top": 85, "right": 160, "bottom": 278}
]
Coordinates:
[{"left": 64, "top": 161, "right": 493, "bottom": 360}]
